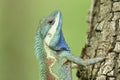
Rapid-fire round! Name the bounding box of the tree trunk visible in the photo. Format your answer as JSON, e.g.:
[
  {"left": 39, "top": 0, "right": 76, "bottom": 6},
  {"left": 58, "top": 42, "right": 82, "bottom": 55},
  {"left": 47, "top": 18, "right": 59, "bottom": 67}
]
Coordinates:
[{"left": 77, "top": 0, "right": 120, "bottom": 80}]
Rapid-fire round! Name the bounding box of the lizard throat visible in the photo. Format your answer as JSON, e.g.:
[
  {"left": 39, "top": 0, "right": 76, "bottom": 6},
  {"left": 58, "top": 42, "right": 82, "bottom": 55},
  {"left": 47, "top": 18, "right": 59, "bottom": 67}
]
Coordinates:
[{"left": 44, "top": 42, "right": 62, "bottom": 55}]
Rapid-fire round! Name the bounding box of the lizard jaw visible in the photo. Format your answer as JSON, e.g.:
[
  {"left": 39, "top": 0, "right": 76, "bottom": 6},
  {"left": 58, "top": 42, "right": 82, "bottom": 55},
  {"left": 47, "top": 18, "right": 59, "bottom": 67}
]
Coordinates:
[
  {"left": 44, "top": 11, "right": 61, "bottom": 47},
  {"left": 44, "top": 10, "right": 70, "bottom": 52}
]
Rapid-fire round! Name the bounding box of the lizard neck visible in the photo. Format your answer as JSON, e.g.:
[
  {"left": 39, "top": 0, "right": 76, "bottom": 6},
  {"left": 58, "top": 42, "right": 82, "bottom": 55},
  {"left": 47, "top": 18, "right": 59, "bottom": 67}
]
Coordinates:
[
  {"left": 43, "top": 42, "right": 59, "bottom": 80},
  {"left": 35, "top": 27, "right": 57, "bottom": 80}
]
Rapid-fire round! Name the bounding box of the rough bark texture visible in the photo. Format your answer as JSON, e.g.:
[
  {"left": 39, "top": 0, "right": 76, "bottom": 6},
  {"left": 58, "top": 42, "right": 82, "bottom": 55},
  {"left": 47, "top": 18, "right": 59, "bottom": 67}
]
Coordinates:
[{"left": 77, "top": 0, "right": 120, "bottom": 80}]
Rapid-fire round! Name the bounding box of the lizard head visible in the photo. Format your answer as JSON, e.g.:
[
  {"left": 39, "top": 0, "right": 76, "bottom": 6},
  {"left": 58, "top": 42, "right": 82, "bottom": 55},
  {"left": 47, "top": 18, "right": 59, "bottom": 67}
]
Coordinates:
[{"left": 39, "top": 10, "right": 70, "bottom": 51}]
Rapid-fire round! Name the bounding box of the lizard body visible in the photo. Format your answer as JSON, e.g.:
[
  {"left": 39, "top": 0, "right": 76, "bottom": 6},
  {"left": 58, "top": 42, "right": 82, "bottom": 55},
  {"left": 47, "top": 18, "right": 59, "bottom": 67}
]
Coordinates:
[{"left": 35, "top": 10, "right": 105, "bottom": 80}]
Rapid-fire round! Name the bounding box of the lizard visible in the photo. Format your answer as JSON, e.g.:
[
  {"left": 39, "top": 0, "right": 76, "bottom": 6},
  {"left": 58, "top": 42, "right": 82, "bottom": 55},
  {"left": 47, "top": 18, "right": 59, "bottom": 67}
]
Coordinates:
[{"left": 35, "top": 10, "right": 105, "bottom": 80}]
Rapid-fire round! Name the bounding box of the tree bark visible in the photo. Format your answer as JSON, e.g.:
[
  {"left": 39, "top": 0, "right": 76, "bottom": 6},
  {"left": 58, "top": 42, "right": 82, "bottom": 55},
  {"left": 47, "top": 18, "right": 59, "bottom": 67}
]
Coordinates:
[{"left": 77, "top": 0, "right": 120, "bottom": 80}]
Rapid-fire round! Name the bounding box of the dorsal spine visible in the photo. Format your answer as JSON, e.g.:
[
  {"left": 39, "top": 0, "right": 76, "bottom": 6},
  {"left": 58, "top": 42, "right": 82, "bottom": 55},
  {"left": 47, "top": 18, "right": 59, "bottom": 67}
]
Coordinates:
[{"left": 35, "top": 27, "right": 48, "bottom": 80}]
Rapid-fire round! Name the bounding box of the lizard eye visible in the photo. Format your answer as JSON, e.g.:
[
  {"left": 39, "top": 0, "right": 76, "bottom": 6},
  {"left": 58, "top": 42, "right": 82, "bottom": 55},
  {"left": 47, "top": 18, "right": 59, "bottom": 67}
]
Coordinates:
[{"left": 47, "top": 17, "right": 55, "bottom": 25}]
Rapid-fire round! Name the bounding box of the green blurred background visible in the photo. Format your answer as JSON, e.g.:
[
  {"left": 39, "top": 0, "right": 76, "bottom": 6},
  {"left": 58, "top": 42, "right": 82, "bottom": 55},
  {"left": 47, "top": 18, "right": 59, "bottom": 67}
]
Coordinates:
[{"left": 0, "top": 0, "right": 91, "bottom": 80}]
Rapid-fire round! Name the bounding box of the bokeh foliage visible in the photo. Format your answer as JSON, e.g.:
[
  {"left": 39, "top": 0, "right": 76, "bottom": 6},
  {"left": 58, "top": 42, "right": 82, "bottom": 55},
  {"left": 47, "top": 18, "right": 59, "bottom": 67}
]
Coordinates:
[{"left": 0, "top": 0, "right": 91, "bottom": 80}]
